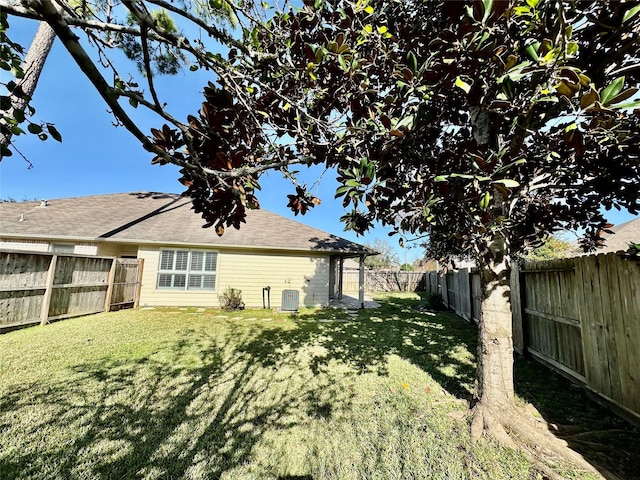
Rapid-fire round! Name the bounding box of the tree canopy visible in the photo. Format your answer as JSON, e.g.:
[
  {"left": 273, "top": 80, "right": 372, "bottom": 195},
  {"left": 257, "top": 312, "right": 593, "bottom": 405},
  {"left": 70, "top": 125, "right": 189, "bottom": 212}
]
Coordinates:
[
  {"left": 3, "top": 2, "right": 638, "bottom": 254},
  {"left": 1, "top": 0, "right": 246, "bottom": 160},
  {"left": 522, "top": 234, "right": 575, "bottom": 261}
]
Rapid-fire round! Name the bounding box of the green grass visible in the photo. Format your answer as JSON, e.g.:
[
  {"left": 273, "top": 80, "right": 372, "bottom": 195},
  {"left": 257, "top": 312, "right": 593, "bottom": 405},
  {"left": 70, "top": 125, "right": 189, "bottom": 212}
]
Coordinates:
[{"left": 0, "top": 293, "right": 634, "bottom": 479}]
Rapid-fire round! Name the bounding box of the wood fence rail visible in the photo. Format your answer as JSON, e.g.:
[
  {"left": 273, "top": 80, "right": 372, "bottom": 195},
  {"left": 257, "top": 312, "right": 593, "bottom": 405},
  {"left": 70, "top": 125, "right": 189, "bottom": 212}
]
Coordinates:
[
  {"left": 0, "top": 250, "right": 143, "bottom": 331},
  {"left": 427, "top": 252, "right": 640, "bottom": 425}
]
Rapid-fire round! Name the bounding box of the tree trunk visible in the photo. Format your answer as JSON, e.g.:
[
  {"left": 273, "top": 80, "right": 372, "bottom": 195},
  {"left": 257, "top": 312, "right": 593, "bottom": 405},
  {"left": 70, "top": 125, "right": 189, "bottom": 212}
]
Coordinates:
[
  {"left": 0, "top": 22, "right": 56, "bottom": 154},
  {"left": 469, "top": 107, "right": 515, "bottom": 410},
  {"left": 475, "top": 235, "right": 514, "bottom": 409}
]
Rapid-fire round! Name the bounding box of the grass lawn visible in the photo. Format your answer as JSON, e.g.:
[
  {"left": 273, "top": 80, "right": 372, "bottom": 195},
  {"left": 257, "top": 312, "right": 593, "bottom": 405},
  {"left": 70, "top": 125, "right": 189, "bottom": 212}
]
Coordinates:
[{"left": 1, "top": 293, "right": 637, "bottom": 479}]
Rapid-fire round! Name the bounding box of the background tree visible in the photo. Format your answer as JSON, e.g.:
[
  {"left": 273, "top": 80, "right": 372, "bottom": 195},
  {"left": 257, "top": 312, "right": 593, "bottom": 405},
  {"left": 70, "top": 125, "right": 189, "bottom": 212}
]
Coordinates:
[
  {"left": 0, "top": 21, "right": 56, "bottom": 159},
  {"left": 363, "top": 238, "right": 399, "bottom": 270},
  {"left": 522, "top": 234, "right": 576, "bottom": 261},
  {"left": 3, "top": 1, "right": 640, "bottom": 476}
]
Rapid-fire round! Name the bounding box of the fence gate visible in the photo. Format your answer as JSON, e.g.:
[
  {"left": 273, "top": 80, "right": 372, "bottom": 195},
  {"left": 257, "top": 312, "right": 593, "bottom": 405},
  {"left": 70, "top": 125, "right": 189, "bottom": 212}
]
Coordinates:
[{"left": 109, "top": 258, "right": 143, "bottom": 311}]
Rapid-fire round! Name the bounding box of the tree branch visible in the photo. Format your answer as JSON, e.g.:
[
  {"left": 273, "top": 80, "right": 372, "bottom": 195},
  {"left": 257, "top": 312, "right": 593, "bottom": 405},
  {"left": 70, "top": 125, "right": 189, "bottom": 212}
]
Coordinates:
[
  {"left": 144, "top": 0, "right": 251, "bottom": 56},
  {"left": 139, "top": 26, "right": 162, "bottom": 109},
  {"left": 33, "top": 0, "right": 181, "bottom": 167}
]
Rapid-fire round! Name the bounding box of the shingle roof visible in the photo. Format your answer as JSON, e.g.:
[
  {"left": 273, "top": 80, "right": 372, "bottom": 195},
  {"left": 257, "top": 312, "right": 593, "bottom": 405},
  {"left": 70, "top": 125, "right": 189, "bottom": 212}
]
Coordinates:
[
  {"left": 600, "top": 217, "right": 640, "bottom": 253},
  {"left": 0, "top": 192, "right": 371, "bottom": 255}
]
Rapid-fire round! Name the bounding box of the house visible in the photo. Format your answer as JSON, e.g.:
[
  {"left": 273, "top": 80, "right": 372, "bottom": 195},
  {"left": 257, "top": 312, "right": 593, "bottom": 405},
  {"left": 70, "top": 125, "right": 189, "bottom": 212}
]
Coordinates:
[
  {"left": 0, "top": 192, "right": 374, "bottom": 309},
  {"left": 568, "top": 217, "right": 640, "bottom": 256},
  {"left": 597, "top": 217, "right": 640, "bottom": 253}
]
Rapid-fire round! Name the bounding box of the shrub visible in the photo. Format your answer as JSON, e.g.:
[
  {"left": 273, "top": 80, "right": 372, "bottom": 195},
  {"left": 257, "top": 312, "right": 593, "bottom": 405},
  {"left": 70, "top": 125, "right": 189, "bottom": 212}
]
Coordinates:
[
  {"left": 218, "top": 287, "right": 245, "bottom": 310},
  {"left": 423, "top": 292, "right": 445, "bottom": 310}
]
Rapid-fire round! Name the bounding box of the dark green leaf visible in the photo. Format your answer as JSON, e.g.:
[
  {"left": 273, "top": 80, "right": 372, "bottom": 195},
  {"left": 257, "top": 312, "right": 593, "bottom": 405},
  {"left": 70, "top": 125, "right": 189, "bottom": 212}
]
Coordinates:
[
  {"left": 0, "top": 95, "right": 11, "bottom": 110},
  {"left": 27, "top": 123, "right": 42, "bottom": 134},
  {"left": 1, "top": 145, "right": 12, "bottom": 157},
  {"left": 502, "top": 77, "right": 515, "bottom": 99},
  {"left": 406, "top": 51, "right": 417, "bottom": 73},
  {"left": 47, "top": 124, "right": 62, "bottom": 142}
]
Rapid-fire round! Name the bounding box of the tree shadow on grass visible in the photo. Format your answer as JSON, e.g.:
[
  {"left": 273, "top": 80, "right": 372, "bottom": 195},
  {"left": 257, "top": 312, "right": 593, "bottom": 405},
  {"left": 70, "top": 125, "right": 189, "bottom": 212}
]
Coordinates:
[
  {"left": 241, "top": 293, "right": 478, "bottom": 401},
  {"left": 0, "top": 295, "right": 479, "bottom": 479},
  {"left": 5, "top": 294, "right": 636, "bottom": 479},
  {"left": 514, "top": 357, "right": 640, "bottom": 480},
  {"left": 0, "top": 327, "right": 328, "bottom": 479}
]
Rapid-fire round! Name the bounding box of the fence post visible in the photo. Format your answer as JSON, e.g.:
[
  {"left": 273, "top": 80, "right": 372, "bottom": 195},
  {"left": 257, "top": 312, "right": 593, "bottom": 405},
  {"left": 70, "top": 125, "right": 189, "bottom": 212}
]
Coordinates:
[
  {"left": 459, "top": 268, "right": 472, "bottom": 322},
  {"left": 510, "top": 262, "right": 525, "bottom": 354},
  {"left": 104, "top": 258, "right": 118, "bottom": 312},
  {"left": 338, "top": 257, "right": 344, "bottom": 300},
  {"left": 40, "top": 254, "right": 57, "bottom": 325},
  {"left": 133, "top": 258, "right": 144, "bottom": 308}
]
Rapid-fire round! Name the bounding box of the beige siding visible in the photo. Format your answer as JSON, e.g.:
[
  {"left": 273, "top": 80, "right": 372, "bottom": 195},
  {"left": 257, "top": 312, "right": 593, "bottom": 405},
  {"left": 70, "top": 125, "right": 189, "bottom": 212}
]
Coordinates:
[
  {"left": 96, "top": 243, "right": 120, "bottom": 257},
  {"left": 220, "top": 250, "right": 330, "bottom": 308},
  {"left": 137, "top": 246, "right": 330, "bottom": 308},
  {"left": 118, "top": 244, "right": 139, "bottom": 257},
  {"left": 96, "top": 243, "right": 139, "bottom": 257}
]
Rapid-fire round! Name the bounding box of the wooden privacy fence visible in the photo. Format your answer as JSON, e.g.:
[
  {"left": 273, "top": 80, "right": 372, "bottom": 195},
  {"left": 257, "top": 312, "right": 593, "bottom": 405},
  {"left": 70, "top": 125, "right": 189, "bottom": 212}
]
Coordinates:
[
  {"left": 0, "top": 250, "right": 143, "bottom": 331},
  {"left": 513, "top": 253, "right": 640, "bottom": 424},
  {"left": 429, "top": 253, "right": 640, "bottom": 424},
  {"left": 424, "top": 269, "right": 482, "bottom": 324},
  {"left": 343, "top": 270, "right": 426, "bottom": 293}
]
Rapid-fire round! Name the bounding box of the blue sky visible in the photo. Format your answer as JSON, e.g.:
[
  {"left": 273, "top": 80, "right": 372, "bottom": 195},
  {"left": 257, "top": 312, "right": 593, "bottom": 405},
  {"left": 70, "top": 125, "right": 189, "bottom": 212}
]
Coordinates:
[{"left": 1, "top": 16, "right": 636, "bottom": 261}]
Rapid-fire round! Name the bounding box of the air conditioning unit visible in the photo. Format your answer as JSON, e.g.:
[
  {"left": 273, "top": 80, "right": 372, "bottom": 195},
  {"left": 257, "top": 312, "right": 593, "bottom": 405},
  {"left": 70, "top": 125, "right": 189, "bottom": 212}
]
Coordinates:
[{"left": 281, "top": 290, "right": 299, "bottom": 312}]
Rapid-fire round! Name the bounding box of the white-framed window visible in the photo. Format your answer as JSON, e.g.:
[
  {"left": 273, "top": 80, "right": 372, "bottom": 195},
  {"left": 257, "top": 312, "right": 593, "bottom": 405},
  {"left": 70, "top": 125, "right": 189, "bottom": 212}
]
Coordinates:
[{"left": 157, "top": 249, "right": 217, "bottom": 290}]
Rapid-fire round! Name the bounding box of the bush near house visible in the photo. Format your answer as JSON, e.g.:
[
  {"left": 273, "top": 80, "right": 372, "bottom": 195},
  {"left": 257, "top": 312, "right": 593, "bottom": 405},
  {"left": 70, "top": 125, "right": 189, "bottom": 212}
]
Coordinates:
[{"left": 218, "top": 287, "right": 245, "bottom": 310}]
